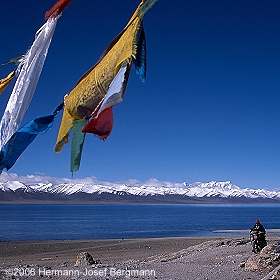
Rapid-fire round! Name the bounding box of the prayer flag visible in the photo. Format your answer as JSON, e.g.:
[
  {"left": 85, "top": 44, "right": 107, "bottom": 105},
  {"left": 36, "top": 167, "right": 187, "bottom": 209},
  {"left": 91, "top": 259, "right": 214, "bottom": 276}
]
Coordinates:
[
  {"left": 0, "top": 71, "right": 15, "bottom": 95},
  {"left": 134, "top": 24, "right": 146, "bottom": 82},
  {"left": 0, "top": 55, "right": 24, "bottom": 67},
  {"left": 83, "top": 107, "right": 113, "bottom": 140},
  {"left": 45, "top": 0, "right": 72, "bottom": 20},
  {"left": 0, "top": 103, "right": 63, "bottom": 171},
  {"left": 70, "top": 119, "right": 87, "bottom": 173}
]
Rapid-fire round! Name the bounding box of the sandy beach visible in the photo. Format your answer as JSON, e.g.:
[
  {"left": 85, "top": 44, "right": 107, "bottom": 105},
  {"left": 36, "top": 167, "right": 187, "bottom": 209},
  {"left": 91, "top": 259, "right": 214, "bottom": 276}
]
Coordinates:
[{"left": 0, "top": 235, "right": 280, "bottom": 279}]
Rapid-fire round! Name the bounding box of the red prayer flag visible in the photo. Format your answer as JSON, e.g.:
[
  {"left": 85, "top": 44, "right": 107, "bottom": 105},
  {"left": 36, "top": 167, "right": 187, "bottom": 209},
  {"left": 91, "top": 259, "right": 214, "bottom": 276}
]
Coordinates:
[
  {"left": 45, "top": 0, "right": 72, "bottom": 20},
  {"left": 82, "top": 107, "right": 113, "bottom": 141}
]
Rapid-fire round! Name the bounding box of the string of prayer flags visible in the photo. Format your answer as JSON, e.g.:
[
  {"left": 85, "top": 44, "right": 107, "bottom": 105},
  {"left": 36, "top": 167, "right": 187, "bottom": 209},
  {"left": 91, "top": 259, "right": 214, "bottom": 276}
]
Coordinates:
[
  {"left": 70, "top": 62, "right": 130, "bottom": 172},
  {"left": 0, "top": 0, "right": 72, "bottom": 152},
  {"left": 82, "top": 62, "right": 130, "bottom": 139},
  {"left": 0, "top": 17, "right": 59, "bottom": 151},
  {"left": 55, "top": 0, "right": 158, "bottom": 172},
  {"left": 0, "top": 103, "right": 63, "bottom": 171}
]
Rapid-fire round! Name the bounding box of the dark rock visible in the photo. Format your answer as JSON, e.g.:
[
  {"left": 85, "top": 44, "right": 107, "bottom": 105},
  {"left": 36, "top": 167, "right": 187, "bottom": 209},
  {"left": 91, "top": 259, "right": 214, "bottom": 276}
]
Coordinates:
[
  {"left": 74, "top": 252, "right": 95, "bottom": 267},
  {"left": 216, "top": 241, "right": 225, "bottom": 247}
]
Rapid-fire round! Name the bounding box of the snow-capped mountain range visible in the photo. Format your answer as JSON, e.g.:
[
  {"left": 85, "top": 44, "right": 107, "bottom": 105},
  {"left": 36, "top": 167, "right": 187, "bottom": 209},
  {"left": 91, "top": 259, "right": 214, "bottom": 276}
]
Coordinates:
[{"left": 1, "top": 179, "right": 280, "bottom": 203}]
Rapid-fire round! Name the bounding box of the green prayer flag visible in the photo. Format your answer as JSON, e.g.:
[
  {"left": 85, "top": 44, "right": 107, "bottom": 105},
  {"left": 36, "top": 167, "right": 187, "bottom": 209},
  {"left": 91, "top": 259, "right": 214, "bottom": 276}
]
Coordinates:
[
  {"left": 70, "top": 119, "right": 87, "bottom": 173},
  {"left": 0, "top": 55, "right": 24, "bottom": 66}
]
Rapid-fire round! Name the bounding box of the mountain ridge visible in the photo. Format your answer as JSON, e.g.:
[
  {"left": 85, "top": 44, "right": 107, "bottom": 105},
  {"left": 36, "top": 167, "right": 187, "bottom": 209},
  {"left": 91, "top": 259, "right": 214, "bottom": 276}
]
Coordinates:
[{"left": 1, "top": 180, "right": 280, "bottom": 203}]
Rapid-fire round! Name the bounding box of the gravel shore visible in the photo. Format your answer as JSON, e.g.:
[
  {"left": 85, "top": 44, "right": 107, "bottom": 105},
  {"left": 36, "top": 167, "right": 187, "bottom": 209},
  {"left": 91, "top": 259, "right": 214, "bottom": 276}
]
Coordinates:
[{"left": 0, "top": 235, "right": 279, "bottom": 279}]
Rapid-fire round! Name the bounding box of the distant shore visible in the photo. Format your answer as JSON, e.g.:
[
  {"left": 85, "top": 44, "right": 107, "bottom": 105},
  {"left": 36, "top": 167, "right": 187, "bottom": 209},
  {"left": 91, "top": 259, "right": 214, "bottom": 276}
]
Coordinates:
[
  {"left": 213, "top": 229, "right": 280, "bottom": 233},
  {"left": 1, "top": 200, "right": 280, "bottom": 204}
]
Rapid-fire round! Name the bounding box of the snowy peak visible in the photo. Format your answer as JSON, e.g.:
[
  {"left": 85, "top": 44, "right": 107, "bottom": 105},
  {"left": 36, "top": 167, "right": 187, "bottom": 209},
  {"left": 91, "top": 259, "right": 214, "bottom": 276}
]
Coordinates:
[
  {"left": 190, "top": 181, "right": 239, "bottom": 190},
  {"left": 184, "top": 181, "right": 243, "bottom": 198},
  {"left": 0, "top": 181, "right": 30, "bottom": 192}
]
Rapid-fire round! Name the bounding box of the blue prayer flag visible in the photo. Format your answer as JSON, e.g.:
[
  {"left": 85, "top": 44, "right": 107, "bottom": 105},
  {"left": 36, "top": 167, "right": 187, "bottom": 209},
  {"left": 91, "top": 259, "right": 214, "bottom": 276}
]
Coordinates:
[{"left": 0, "top": 103, "right": 63, "bottom": 171}]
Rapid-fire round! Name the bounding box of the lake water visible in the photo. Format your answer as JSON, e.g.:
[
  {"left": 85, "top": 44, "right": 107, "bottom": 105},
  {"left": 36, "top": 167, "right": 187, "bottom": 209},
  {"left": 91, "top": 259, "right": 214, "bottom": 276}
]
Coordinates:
[{"left": 0, "top": 204, "right": 279, "bottom": 241}]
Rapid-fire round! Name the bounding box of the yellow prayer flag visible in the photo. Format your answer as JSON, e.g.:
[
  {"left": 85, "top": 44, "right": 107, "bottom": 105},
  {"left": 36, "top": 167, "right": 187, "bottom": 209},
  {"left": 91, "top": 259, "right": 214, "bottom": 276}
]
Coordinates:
[{"left": 0, "top": 71, "right": 15, "bottom": 95}]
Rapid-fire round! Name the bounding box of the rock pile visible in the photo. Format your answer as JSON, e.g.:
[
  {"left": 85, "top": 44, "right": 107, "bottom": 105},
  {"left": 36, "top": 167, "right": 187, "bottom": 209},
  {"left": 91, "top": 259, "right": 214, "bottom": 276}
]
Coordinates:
[{"left": 243, "top": 242, "right": 280, "bottom": 279}]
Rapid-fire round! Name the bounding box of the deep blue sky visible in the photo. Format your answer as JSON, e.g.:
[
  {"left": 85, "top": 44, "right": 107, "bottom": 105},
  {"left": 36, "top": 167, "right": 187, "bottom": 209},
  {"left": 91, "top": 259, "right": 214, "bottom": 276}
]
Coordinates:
[{"left": 1, "top": 0, "right": 280, "bottom": 190}]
